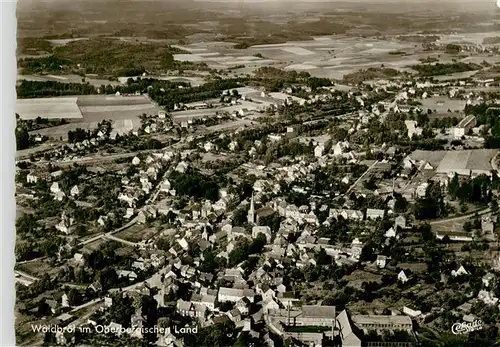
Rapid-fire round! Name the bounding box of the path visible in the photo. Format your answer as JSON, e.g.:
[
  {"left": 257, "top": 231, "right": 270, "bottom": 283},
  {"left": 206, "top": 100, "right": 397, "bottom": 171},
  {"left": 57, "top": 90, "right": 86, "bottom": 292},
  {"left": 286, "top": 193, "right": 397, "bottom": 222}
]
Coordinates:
[
  {"left": 429, "top": 207, "right": 491, "bottom": 225},
  {"left": 344, "top": 160, "right": 379, "bottom": 196}
]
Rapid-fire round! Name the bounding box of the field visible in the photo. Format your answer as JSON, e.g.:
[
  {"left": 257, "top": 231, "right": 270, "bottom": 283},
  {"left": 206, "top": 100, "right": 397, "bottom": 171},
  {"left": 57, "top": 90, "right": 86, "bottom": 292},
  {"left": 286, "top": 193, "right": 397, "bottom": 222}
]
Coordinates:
[
  {"left": 419, "top": 96, "right": 467, "bottom": 114},
  {"left": 16, "top": 260, "right": 56, "bottom": 278},
  {"left": 17, "top": 74, "right": 123, "bottom": 87},
  {"left": 114, "top": 224, "right": 158, "bottom": 243},
  {"left": 409, "top": 149, "right": 498, "bottom": 176},
  {"left": 23, "top": 94, "right": 159, "bottom": 140},
  {"left": 168, "top": 36, "right": 460, "bottom": 80},
  {"left": 16, "top": 97, "right": 82, "bottom": 120}
]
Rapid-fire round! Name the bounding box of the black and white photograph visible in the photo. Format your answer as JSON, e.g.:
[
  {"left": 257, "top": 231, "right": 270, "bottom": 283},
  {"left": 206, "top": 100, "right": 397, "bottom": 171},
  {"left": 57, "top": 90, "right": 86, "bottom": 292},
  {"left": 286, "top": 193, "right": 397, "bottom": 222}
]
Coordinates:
[{"left": 11, "top": 0, "right": 500, "bottom": 346}]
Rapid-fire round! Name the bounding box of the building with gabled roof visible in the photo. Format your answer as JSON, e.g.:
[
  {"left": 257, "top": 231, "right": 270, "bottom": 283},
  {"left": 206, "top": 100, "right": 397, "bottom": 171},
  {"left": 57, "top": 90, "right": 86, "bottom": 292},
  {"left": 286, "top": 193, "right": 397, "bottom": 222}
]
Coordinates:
[{"left": 336, "top": 310, "right": 362, "bottom": 347}]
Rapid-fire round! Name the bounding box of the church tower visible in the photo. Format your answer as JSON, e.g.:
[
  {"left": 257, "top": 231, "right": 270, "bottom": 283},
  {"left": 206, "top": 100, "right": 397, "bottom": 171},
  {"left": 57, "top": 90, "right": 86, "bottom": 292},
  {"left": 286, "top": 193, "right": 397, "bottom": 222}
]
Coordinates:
[{"left": 247, "top": 193, "right": 255, "bottom": 224}]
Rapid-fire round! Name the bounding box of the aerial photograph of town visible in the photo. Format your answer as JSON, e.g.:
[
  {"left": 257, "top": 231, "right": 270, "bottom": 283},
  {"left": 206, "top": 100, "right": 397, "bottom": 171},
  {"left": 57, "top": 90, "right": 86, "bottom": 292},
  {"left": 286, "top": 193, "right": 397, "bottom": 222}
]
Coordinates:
[{"left": 12, "top": 0, "right": 500, "bottom": 346}]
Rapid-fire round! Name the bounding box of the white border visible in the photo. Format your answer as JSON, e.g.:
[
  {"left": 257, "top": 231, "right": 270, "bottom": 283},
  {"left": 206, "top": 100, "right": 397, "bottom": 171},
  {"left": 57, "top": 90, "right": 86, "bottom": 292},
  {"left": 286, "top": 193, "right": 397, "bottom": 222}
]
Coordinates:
[{"left": 1, "top": 1, "right": 17, "bottom": 346}]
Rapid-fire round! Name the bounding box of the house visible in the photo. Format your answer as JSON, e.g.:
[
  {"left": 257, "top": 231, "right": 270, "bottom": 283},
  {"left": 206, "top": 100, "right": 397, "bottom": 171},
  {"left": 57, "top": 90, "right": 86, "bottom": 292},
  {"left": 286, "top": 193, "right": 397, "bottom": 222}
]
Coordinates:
[
  {"left": 116, "top": 270, "right": 138, "bottom": 281},
  {"left": 397, "top": 270, "right": 408, "bottom": 283},
  {"left": 453, "top": 115, "right": 476, "bottom": 138},
  {"left": 204, "top": 142, "right": 215, "bottom": 152},
  {"left": 45, "top": 299, "right": 58, "bottom": 314},
  {"left": 53, "top": 191, "right": 66, "bottom": 201},
  {"left": 376, "top": 255, "right": 387, "bottom": 268},
  {"left": 351, "top": 314, "right": 413, "bottom": 331},
  {"left": 277, "top": 292, "right": 300, "bottom": 308},
  {"left": 285, "top": 305, "right": 336, "bottom": 327},
  {"left": 192, "top": 293, "right": 216, "bottom": 311},
  {"left": 402, "top": 306, "right": 422, "bottom": 318},
  {"left": 73, "top": 253, "right": 84, "bottom": 264},
  {"left": 132, "top": 156, "right": 141, "bottom": 165},
  {"left": 88, "top": 282, "right": 103, "bottom": 293},
  {"left": 218, "top": 287, "right": 255, "bottom": 303},
  {"left": 395, "top": 216, "right": 407, "bottom": 229},
  {"left": 177, "top": 299, "right": 206, "bottom": 319},
  {"left": 264, "top": 299, "right": 280, "bottom": 313},
  {"left": 236, "top": 298, "right": 250, "bottom": 315},
  {"left": 314, "top": 145, "right": 325, "bottom": 158},
  {"left": 125, "top": 208, "right": 135, "bottom": 219},
  {"left": 70, "top": 185, "right": 79, "bottom": 197},
  {"left": 137, "top": 210, "right": 150, "bottom": 224},
  {"left": 50, "top": 182, "right": 61, "bottom": 194},
  {"left": 482, "top": 273, "right": 495, "bottom": 287},
  {"left": 55, "top": 212, "right": 74, "bottom": 234},
  {"left": 61, "top": 294, "right": 69, "bottom": 308},
  {"left": 478, "top": 290, "right": 499, "bottom": 306},
  {"left": 104, "top": 296, "right": 113, "bottom": 308},
  {"left": 262, "top": 288, "right": 276, "bottom": 303},
  {"left": 452, "top": 265, "right": 469, "bottom": 277},
  {"left": 405, "top": 120, "right": 423, "bottom": 139},
  {"left": 366, "top": 209, "right": 385, "bottom": 220},
  {"left": 333, "top": 142, "right": 349, "bottom": 156},
  {"left": 385, "top": 227, "right": 396, "bottom": 238},
  {"left": 26, "top": 173, "right": 38, "bottom": 184},
  {"left": 336, "top": 310, "right": 362, "bottom": 347},
  {"left": 227, "top": 308, "right": 242, "bottom": 323},
  {"left": 482, "top": 215, "right": 495, "bottom": 233}
]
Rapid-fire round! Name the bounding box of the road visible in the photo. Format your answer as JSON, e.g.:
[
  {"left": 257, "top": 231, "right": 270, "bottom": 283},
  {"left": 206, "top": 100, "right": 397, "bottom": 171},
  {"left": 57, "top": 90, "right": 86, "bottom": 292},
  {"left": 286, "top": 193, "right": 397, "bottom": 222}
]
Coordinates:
[
  {"left": 104, "top": 234, "right": 138, "bottom": 247},
  {"left": 15, "top": 270, "right": 38, "bottom": 281},
  {"left": 78, "top": 217, "right": 138, "bottom": 246},
  {"left": 429, "top": 207, "right": 491, "bottom": 225},
  {"left": 344, "top": 160, "right": 379, "bottom": 196},
  {"left": 70, "top": 298, "right": 104, "bottom": 313},
  {"left": 17, "top": 256, "right": 47, "bottom": 265}
]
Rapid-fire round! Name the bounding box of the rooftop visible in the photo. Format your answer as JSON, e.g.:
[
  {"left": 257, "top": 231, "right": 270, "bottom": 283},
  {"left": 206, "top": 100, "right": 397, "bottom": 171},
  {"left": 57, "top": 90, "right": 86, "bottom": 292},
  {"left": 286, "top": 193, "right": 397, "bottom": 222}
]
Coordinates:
[{"left": 351, "top": 315, "right": 412, "bottom": 326}]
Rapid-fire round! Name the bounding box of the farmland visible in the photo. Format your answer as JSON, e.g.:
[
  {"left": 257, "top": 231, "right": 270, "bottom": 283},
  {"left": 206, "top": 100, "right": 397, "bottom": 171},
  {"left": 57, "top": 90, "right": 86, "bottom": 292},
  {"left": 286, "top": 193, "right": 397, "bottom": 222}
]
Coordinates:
[
  {"left": 16, "top": 97, "right": 83, "bottom": 120},
  {"left": 21, "top": 95, "right": 160, "bottom": 140}
]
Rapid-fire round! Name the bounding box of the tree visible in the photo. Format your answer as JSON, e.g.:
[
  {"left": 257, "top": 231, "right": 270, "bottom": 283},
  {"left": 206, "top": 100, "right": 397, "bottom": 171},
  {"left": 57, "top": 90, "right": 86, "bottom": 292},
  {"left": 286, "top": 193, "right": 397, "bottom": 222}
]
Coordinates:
[
  {"left": 360, "top": 242, "right": 376, "bottom": 262},
  {"left": 414, "top": 181, "right": 446, "bottom": 220},
  {"left": 16, "top": 127, "right": 30, "bottom": 150},
  {"left": 448, "top": 174, "right": 460, "bottom": 200},
  {"left": 109, "top": 295, "right": 135, "bottom": 328},
  {"left": 183, "top": 320, "right": 236, "bottom": 347},
  {"left": 316, "top": 248, "right": 331, "bottom": 265},
  {"left": 67, "top": 288, "right": 80, "bottom": 306},
  {"left": 232, "top": 208, "right": 247, "bottom": 226}
]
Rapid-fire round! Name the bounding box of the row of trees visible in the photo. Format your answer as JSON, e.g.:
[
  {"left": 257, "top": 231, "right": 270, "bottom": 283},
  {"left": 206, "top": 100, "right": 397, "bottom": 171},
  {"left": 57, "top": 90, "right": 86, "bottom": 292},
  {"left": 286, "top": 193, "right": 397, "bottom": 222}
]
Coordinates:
[{"left": 17, "top": 80, "right": 97, "bottom": 98}]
